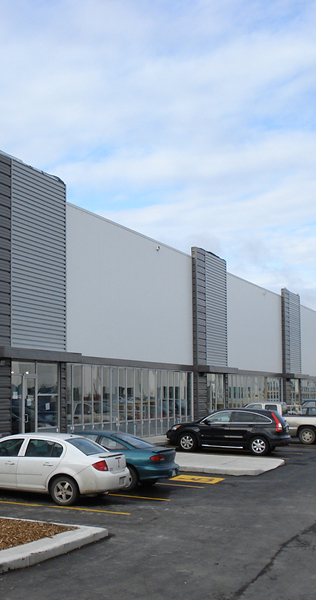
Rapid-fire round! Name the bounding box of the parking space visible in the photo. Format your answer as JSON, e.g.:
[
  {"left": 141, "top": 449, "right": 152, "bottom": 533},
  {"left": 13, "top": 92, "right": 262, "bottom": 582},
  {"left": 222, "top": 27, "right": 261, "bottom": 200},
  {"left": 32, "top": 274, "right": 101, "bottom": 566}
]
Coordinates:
[{"left": 0, "top": 440, "right": 313, "bottom": 525}]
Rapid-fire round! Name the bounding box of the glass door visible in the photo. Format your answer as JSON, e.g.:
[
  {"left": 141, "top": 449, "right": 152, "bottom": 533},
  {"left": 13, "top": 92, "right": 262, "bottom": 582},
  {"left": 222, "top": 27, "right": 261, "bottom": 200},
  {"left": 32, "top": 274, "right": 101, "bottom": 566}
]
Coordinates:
[{"left": 22, "top": 376, "right": 37, "bottom": 433}]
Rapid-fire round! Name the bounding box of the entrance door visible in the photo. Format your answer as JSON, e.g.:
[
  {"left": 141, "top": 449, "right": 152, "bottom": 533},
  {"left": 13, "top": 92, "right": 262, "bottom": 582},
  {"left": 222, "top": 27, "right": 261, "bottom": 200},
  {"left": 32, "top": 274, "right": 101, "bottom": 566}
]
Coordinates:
[
  {"left": 23, "top": 376, "right": 37, "bottom": 433},
  {"left": 12, "top": 375, "right": 37, "bottom": 433},
  {"left": 11, "top": 374, "right": 37, "bottom": 434}
]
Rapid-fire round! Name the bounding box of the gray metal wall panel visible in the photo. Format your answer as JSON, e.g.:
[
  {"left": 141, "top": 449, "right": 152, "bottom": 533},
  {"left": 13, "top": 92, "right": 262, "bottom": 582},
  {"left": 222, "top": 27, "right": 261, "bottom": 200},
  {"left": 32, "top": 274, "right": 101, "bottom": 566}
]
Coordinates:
[
  {"left": 281, "top": 288, "right": 301, "bottom": 374},
  {"left": 11, "top": 160, "right": 66, "bottom": 350},
  {"left": 0, "top": 360, "right": 11, "bottom": 435},
  {"left": 0, "top": 152, "right": 11, "bottom": 347}
]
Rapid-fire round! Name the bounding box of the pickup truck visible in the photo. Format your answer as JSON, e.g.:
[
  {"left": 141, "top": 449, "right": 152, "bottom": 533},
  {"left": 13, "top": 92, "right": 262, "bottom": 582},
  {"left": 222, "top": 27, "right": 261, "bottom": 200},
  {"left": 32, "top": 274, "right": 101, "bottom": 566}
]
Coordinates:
[
  {"left": 285, "top": 407, "right": 316, "bottom": 444},
  {"left": 244, "top": 402, "right": 288, "bottom": 416}
]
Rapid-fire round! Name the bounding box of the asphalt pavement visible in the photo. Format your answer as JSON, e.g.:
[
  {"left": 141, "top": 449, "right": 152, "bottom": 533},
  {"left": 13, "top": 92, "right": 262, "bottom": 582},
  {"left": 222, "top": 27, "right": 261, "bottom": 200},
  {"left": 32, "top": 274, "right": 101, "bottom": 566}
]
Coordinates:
[{"left": 0, "top": 435, "right": 285, "bottom": 574}]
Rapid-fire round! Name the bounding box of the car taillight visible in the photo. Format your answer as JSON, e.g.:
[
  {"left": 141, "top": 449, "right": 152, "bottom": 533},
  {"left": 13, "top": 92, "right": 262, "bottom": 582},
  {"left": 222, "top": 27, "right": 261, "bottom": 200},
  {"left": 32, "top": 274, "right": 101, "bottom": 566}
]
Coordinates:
[
  {"left": 271, "top": 413, "right": 283, "bottom": 432},
  {"left": 150, "top": 455, "right": 165, "bottom": 462},
  {"left": 92, "top": 459, "right": 109, "bottom": 471}
]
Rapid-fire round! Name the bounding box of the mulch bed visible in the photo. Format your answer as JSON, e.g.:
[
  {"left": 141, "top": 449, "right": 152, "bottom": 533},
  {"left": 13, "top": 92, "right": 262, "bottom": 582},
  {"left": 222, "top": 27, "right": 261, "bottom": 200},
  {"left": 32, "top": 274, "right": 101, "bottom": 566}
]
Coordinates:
[{"left": 0, "top": 517, "right": 76, "bottom": 551}]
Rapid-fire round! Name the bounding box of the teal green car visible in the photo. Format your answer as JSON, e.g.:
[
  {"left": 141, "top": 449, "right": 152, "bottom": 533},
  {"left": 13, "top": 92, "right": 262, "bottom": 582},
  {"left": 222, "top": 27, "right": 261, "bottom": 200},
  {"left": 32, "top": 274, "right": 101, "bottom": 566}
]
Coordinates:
[{"left": 77, "top": 430, "right": 179, "bottom": 491}]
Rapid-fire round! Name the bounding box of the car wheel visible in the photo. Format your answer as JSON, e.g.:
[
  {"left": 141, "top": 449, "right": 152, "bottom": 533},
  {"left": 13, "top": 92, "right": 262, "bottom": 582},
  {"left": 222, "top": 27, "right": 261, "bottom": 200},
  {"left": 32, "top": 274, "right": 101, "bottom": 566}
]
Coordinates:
[
  {"left": 49, "top": 475, "right": 79, "bottom": 506},
  {"left": 178, "top": 432, "right": 198, "bottom": 452},
  {"left": 124, "top": 465, "right": 139, "bottom": 492},
  {"left": 249, "top": 436, "right": 269, "bottom": 456},
  {"left": 298, "top": 427, "right": 316, "bottom": 445}
]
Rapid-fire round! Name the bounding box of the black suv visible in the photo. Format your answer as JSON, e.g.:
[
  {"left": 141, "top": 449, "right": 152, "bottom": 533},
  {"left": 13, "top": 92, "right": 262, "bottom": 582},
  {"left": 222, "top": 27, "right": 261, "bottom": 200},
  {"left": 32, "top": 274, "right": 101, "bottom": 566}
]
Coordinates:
[{"left": 166, "top": 408, "right": 290, "bottom": 455}]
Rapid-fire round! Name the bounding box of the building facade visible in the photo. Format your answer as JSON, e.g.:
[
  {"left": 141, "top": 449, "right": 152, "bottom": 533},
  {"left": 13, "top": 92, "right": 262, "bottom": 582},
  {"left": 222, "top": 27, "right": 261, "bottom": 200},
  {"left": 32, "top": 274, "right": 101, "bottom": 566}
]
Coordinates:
[{"left": 1, "top": 150, "right": 315, "bottom": 437}]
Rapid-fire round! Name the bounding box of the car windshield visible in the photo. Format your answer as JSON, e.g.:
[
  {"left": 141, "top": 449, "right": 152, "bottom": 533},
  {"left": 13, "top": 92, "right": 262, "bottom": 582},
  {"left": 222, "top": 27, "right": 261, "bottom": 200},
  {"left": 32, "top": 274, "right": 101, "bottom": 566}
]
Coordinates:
[
  {"left": 112, "top": 432, "right": 154, "bottom": 449},
  {"left": 67, "top": 437, "right": 108, "bottom": 455}
]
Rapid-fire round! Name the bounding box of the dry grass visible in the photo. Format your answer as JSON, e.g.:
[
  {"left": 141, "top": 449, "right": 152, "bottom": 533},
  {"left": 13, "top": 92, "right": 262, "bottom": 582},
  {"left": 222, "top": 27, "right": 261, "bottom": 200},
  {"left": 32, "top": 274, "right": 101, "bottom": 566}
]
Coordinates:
[{"left": 0, "top": 517, "right": 76, "bottom": 551}]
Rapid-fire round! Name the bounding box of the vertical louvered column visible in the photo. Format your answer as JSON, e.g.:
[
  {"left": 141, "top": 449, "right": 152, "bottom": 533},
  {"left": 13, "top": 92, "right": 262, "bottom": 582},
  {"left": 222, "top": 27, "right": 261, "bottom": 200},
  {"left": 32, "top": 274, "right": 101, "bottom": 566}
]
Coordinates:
[{"left": 11, "top": 160, "right": 66, "bottom": 351}]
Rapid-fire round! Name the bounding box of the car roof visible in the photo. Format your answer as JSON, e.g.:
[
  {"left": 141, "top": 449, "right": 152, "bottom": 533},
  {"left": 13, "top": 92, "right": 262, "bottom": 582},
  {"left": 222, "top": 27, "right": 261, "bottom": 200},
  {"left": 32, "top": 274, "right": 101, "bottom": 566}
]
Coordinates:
[
  {"left": 0, "top": 432, "right": 83, "bottom": 442},
  {"left": 210, "top": 408, "right": 275, "bottom": 414}
]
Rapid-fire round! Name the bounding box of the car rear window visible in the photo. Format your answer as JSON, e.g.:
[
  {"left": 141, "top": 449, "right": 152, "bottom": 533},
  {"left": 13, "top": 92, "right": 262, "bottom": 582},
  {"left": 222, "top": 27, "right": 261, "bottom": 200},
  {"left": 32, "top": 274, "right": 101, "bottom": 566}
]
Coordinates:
[
  {"left": 232, "top": 411, "right": 271, "bottom": 423},
  {"left": 252, "top": 413, "right": 272, "bottom": 423},
  {"left": 25, "top": 439, "right": 63, "bottom": 457},
  {"left": 67, "top": 437, "right": 108, "bottom": 455},
  {"left": 114, "top": 432, "right": 153, "bottom": 449}
]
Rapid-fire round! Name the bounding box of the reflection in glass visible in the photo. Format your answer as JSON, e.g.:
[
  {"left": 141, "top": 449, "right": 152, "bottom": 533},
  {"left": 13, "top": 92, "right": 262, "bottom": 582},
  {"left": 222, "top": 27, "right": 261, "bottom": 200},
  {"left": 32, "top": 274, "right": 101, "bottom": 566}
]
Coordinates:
[
  {"left": 37, "top": 363, "right": 58, "bottom": 393},
  {"left": 66, "top": 364, "right": 72, "bottom": 426},
  {"left": 135, "top": 369, "right": 141, "bottom": 422},
  {"left": 11, "top": 375, "right": 22, "bottom": 434},
  {"left": 66, "top": 363, "right": 192, "bottom": 434},
  {"left": 83, "top": 366, "right": 92, "bottom": 424},
  {"left": 38, "top": 394, "right": 58, "bottom": 428},
  {"left": 142, "top": 370, "right": 149, "bottom": 420},
  {"left": 161, "top": 371, "right": 168, "bottom": 430},
  {"left": 93, "top": 366, "right": 102, "bottom": 423},
  {"left": 112, "top": 368, "right": 119, "bottom": 425},
  {"left": 127, "top": 369, "right": 134, "bottom": 424},
  {"left": 169, "top": 372, "right": 174, "bottom": 420},
  {"left": 119, "top": 368, "right": 126, "bottom": 424},
  {"left": 73, "top": 365, "right": 82, "bottom": 425},
  {"left": 11, "top": 361, "right": 35, "bottom": 376},
  {"left": 103, "top": 367, "right": 111, "bottom": 423}
]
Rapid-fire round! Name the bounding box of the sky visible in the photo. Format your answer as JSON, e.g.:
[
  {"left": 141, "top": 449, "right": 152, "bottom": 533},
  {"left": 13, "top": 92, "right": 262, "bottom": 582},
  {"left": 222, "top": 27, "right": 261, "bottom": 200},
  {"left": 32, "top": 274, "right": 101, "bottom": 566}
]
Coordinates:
[{"left": 1, "top": 0, "right": 316, "bottom": 309}]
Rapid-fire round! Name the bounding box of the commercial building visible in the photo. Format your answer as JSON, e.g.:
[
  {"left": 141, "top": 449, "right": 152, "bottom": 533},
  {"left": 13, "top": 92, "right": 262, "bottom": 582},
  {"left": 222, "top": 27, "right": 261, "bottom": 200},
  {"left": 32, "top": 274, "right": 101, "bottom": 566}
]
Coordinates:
[{"left": 1, "top": 150, "right": 315, "bottom": 437}]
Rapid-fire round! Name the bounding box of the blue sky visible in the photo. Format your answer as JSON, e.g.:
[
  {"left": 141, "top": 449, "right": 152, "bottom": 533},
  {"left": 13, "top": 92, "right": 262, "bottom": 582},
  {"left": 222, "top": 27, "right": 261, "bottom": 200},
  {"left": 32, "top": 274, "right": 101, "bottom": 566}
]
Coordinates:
[{"left": 1, "top": 0, "right": 316, "bottom": 308}]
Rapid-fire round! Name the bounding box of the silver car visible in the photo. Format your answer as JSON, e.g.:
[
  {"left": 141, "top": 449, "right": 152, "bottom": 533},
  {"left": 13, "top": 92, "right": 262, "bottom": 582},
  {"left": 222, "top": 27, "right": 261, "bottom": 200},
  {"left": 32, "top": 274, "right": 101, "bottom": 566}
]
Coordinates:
[{"left": 0, "top": 432, "right": 129, "bottom": 505}]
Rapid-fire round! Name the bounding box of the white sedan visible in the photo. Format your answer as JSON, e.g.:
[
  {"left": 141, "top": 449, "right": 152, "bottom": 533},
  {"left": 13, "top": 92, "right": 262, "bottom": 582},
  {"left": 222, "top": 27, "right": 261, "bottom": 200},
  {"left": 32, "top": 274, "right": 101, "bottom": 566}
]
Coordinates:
[{"left": 0, "top": 432, "right": 129, "bottom": 506}]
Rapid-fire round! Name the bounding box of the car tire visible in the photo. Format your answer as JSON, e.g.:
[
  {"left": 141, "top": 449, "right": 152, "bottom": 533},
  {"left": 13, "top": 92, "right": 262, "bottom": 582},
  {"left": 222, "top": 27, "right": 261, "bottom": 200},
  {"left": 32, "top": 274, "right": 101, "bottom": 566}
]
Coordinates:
[
  {"left": 178, "top": 432, "right": 198, "bottom": 452},
  {"left": 124, "top": 465, "right": 139, "bottom": 492},
  {"left": 298, "top": 427, "right": 316, "bottom": 445},
  {"left": 249, "top": 436, "right": 269, "bottom": 456},
  {"left": 49, "top": 475, "right": 79, "bottom": 506}
]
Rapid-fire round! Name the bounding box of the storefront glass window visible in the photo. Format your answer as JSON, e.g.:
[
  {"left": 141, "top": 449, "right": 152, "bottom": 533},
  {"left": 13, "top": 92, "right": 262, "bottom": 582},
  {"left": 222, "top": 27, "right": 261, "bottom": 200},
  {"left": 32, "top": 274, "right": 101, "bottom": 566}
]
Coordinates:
[
  {"left": 102, "top": 367, "right": 111, "bottom": 426},
  {"left": 93, "top": 366, "right": 102, "bottom": 424}
]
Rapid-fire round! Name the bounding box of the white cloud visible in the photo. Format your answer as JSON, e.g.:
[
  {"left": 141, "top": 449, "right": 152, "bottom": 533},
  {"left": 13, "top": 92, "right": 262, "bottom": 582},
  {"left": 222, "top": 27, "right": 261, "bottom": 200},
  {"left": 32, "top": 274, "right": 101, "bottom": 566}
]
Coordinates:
[{"left": 0, "top": 0, "right": 316, "bottom": 308}]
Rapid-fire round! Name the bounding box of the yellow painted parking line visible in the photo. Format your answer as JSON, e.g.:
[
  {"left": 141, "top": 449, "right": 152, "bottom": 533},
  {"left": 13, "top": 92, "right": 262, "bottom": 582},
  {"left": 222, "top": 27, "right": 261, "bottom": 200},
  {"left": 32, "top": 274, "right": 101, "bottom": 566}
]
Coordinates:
[
  {"left": 109, "top": 494, "right": 170, "bottom": 502},
  {"left": 0, "top": 499, "right": 130, "bottom": 516},
  {"left": 159, "top": 482, "right": 205, "bottom": 488},
  {"left": 0, "top": 500, "right": 42, "bottom": 508},
  {"left": 50, "top": 505, "right": 131, "bottom": 515},
  {"left": 172, "top": 475, "right": 225, "bottom": 484}
]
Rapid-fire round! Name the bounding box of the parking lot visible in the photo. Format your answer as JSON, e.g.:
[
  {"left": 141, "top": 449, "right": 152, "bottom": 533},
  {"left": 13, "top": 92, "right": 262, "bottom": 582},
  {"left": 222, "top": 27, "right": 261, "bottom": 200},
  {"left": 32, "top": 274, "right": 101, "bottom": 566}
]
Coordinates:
[{"left": 1, "top": 441, "right": 316, "bottom": 600}]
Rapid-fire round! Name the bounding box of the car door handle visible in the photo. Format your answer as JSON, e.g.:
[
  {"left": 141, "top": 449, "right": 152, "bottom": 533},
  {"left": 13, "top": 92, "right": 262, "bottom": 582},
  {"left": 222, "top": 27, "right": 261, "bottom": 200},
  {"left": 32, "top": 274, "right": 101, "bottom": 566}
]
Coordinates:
[
  {"left": 5, "top": 461, "right": 16, "bottom": 466},
  {"left": 43, "top": 462, "right": 54, "bottom": 467}
]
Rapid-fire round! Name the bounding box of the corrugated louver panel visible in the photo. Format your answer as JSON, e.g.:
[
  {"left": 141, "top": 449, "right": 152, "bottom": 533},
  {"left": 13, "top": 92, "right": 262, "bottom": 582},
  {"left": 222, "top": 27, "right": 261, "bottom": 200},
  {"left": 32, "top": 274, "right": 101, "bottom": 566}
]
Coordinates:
[
  {"left": 192, "top": 248, "right": 227, "bottom": 368},
  {"left": 281, "top": 288, "right": 301, "bottom": 374},
  {"left": 205, "top": 252, "right": 227, "bottom": 367},
  {"left": 11, "top": 160, "right": 66, "bottom": 350}
]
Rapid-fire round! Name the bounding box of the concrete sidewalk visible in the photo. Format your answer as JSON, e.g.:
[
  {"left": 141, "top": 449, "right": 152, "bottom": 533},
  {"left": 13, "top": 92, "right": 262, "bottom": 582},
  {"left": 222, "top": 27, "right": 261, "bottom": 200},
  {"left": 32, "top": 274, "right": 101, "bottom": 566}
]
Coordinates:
[
  {"left": 144, "top": 434, "right": 285, "bottom": 476},
  {"left": 175, "top": 451, "right": 285, "bottom": 476}
]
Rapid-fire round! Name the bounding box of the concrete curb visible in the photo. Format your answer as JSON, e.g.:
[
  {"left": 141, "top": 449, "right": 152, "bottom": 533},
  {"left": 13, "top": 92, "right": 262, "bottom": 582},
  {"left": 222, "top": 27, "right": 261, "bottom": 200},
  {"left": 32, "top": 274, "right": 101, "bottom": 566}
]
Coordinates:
[
  {"left": 175, "top": 453, "right": 285, "bottom": 476},
  {"left": 0, "top": 522, "right": 108, "bottom": 573}
]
